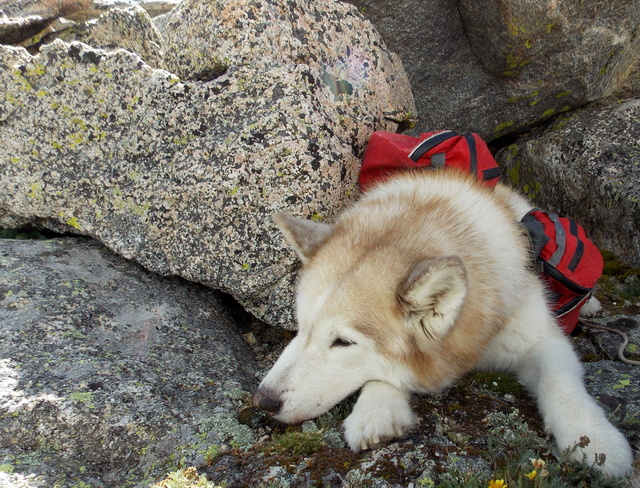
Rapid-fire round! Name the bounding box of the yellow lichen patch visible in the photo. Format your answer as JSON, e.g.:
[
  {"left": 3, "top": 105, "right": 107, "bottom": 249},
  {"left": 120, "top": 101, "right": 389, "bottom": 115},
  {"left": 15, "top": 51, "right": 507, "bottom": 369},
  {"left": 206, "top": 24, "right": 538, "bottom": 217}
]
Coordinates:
[
  {"left": 493, "top": 120, "right": 515, "bottom": 134},
  {"left": 66, "top": 217, "right": 82, "bottom": 229},
  {"left": 27, "top": 182, "right": 43, "bottom": 199}
]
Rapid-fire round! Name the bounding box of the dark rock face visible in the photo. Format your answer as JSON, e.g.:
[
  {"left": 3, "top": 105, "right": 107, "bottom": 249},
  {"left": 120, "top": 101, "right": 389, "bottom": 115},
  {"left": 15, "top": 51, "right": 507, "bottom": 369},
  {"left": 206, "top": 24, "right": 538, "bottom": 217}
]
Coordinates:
[{"left": 346, "top": 0, "right": 639, "bottom": 138}]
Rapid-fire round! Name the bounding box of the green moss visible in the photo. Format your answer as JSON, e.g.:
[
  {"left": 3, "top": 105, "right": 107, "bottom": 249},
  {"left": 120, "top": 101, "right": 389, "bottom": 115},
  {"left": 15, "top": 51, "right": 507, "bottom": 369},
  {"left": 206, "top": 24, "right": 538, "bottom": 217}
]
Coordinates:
[
  {"left": 522, "top": 181, "right": 541, "bottom": 201},
  {"left": 129, "top": 201, "right": 150, "bottom": 216},
  {"left": 507, "top": 21, "right": 526, "bottom": 37},
  {"left": 470, "top": 371, "right": 523, "bottom": 397},
  {"left": 612, "top": 379, "right": 631, "bottom": 390},
  {"left": 503, "top": 54, "right": 530, "bottom": 77},
  {"left": 203, "top": 445, "right": 220, "bottom": 465},
  {"left": 266, "top": 431, "right": 325, "bottom": 456},
  {"left": 601, "top": 250, "right": 640, "bottom": 280}
]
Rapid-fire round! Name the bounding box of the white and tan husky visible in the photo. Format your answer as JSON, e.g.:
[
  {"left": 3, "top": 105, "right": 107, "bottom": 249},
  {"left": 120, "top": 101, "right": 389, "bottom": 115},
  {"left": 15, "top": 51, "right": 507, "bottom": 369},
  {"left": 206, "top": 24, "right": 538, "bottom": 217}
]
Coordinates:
[{"left": 254, "top": 170, "right": 633, "bottom": 477}]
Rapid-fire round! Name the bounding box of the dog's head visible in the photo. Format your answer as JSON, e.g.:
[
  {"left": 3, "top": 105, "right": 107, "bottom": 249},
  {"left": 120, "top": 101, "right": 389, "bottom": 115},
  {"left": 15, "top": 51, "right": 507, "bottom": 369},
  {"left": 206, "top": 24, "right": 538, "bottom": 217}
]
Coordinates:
[{"left": 253, "top": 211, "right": 469, "bottom": 423}]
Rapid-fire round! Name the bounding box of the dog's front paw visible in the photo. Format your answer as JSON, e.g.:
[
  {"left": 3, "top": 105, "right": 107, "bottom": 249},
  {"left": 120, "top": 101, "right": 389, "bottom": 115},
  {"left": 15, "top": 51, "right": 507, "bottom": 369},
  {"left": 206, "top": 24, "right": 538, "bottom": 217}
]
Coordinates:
[
  {"left": 560, "top": 422, "right": 633, "bottom": 478},
  {"left": 343, "top": 381, "right": 417, "bottom": 452}
]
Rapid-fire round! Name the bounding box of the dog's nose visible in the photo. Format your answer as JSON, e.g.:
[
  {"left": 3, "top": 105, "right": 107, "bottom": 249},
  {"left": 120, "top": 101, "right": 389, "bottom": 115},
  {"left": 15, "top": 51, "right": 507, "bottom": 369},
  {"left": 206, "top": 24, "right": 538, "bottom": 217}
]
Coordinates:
[{"left": 253, "top": 389, "right": 282, "bottom": 414}]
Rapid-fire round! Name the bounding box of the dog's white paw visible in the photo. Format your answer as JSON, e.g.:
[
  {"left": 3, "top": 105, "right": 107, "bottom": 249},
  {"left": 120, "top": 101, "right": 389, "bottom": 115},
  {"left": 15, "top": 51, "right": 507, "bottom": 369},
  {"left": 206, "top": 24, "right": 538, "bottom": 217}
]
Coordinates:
[
  {"left": 343, "top": 381, "right": 417, "bottom": 452},
  {"left": 559, "top": 421, "right": 633, "bottom": 478}
]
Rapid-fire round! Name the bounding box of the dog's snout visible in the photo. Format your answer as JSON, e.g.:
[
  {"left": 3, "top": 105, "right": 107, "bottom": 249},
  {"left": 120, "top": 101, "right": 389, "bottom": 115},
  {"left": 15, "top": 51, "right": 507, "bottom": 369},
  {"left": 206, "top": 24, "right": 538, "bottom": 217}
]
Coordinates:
[{"left": 253, "top": 388, "right": 282, "bottom": 414}]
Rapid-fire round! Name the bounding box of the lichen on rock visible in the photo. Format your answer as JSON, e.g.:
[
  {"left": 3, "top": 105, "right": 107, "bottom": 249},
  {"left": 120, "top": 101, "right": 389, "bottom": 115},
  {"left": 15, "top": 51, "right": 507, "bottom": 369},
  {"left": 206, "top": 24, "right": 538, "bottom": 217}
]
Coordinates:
[{"left": 0, "top": 0, "right": 415, "bottom": 328}]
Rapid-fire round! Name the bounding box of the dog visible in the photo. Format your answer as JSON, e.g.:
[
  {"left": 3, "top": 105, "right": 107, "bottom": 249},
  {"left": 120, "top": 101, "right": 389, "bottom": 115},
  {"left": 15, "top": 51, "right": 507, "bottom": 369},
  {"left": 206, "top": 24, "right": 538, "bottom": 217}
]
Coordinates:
[{"left": 253, "top": 170, "right": 633, "bottom": 478}]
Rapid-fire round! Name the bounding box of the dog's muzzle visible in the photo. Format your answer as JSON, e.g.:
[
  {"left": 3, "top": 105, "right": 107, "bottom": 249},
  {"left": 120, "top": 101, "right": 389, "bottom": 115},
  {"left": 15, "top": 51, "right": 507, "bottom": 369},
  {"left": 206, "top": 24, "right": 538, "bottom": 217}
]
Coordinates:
[{"left": 253, "top": 388, "right": 282, "bottom": 415}]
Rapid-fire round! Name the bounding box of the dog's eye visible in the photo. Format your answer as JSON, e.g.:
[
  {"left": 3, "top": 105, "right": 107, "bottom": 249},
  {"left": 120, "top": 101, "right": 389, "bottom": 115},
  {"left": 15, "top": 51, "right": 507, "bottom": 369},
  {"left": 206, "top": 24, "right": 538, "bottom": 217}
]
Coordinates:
[{"left": 331, "top": 338, "right": 355, "bottom": 348}]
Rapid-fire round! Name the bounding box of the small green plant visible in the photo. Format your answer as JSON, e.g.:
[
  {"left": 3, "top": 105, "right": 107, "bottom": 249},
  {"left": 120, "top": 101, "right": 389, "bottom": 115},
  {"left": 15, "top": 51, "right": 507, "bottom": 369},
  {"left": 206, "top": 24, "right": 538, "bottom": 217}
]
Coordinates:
[
  {"left": 480, "top": 422, "right": 625, "bottom": 488},
  {"left": 316, "top": 400, "right": 354, "bottom": 430},
  {"left": 203, "top": 444, "right": 220, "bottom": 465},
  {"left": 152, "top": 466, "right": 225, "bottom": 488}
]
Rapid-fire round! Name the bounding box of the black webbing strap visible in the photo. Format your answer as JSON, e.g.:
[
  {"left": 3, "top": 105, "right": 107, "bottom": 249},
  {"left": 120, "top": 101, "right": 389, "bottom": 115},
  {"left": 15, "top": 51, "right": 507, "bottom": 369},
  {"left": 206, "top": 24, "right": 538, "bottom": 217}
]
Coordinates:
[
  {"left": 482, "top": 167, "right": 502, "bottom": 181},
  {"left": 463, "top": 133, "right": 478, "bottom": 178},
  {"left": 567, "top": 219, "right": 584, "bottom": 273},
  {"left": 408, "top": 130, "right": 458, "bottom": 162}
]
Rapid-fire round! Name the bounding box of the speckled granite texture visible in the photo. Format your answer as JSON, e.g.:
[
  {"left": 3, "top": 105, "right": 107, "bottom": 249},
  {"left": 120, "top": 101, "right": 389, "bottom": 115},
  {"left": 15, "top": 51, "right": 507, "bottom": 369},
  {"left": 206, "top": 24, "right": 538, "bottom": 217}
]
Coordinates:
[{"left": 0, "top": 0, "right": 415, "bottom": 328}]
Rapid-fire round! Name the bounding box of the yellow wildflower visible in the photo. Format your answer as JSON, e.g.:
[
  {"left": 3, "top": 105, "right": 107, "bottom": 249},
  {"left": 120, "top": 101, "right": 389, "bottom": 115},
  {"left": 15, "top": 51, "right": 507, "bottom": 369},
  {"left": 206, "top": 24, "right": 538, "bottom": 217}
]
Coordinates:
[
  {"left": 488, "top": 480, "right": 507, "bottom": 488},
  {"left": 524, "top": 470, "right": 537, "bottom": 480}
]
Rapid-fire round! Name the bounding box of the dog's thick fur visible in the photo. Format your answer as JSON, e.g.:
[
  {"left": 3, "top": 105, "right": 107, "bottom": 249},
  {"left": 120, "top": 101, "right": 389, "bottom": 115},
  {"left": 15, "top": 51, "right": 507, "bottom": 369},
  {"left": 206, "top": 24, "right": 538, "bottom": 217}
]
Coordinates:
[{"left": 254, "top": 170, "right": 633, "bottom": 477}]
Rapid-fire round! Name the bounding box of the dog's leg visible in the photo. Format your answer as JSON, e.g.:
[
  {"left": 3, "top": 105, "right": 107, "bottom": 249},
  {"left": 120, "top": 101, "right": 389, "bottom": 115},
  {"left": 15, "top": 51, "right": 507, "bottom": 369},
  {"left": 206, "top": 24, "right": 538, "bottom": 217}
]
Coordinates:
[
  {"left": 517, "top": 336, "right": 633, "bottom": 477},
  {"left": 343, "top": 380, "right": 416, "bottom": 452}
]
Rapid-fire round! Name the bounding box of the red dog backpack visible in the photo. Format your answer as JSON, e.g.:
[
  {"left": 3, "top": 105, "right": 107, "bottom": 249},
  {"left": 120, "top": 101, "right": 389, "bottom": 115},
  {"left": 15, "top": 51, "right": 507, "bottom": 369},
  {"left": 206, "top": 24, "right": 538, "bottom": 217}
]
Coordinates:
[
  {"left": 359, "top": 130, "right": 502, "bottom": 191},
  {"left": 359, "top": 130, "right": 603, "bottom": 335},
  {"left": 521, "top": 210, "right": 603, "bottom": 334}
]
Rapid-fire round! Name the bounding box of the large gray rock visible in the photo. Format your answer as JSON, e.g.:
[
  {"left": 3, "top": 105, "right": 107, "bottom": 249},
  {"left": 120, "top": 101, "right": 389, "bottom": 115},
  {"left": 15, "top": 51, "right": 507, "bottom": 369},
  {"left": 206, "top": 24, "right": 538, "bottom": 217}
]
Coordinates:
[
  {"left": 0, "top": 0, "right": 415, "bottom": 329},
  {"left": 496, "top": 98, "right": 640, "bottom": 267},
  {"left": 0, "top": 237, "right": 258, "bottom": 487},
  {"left": 346, "top": 0, "right": 639, "bottom": 138}
]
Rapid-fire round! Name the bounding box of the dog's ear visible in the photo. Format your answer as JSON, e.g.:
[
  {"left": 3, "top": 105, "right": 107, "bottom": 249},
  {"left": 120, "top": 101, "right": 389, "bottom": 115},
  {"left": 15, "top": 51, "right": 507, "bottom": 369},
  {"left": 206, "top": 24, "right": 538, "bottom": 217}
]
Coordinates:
[
  {"left": 272, "top": 212, "right": 335, "bottom": 263},
  {"left": 398, "top": 256, "right": 467, "bottom": 342}
]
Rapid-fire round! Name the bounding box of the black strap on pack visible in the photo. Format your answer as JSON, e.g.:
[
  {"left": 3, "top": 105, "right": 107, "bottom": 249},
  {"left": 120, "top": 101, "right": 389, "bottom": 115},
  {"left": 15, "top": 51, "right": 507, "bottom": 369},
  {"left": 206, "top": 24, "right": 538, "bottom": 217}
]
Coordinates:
[
  {"left": 567, "top": 219, "right": 584, "bottom": 273},
  {"left": 483, "top": 167, "right": 502, "bottom": 181},
  {"left": 408, "top": 130, "right": 458, "bottom": 162},
  {"left": 464, "top": 133, "right": 477, "bottom": 177},
  {"left": 521, "top": 211, "right": 550, "bottom": 258}
]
